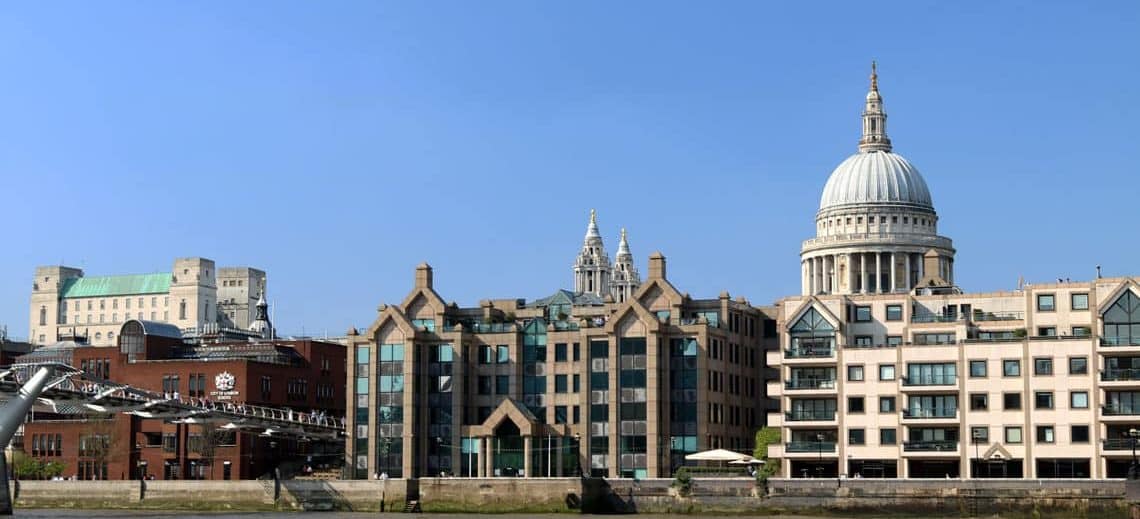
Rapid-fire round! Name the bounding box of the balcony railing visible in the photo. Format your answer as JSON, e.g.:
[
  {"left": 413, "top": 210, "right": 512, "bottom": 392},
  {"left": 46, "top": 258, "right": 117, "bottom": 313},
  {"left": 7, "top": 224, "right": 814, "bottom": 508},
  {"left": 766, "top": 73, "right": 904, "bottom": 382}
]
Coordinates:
[
  {"left": 902, "top": 376, "right": 957, "bottom": 386},
  {"left": 785, "top": 348, "right": 835, "bottom": 359},
  {"left": 903, "top": 440, "right": 958, "bottom": 452},
  {"left": 1102, "top": 369, "right": 1140, "bottom": 382},
  {"left": 902, "top": 408, "right": 958, "bottom": 419},
  {"left": 1102, "top": 337, "right": 1140, "bottom": 347},
  {"left": 1103, "top": 438, "right": 1138, "bottom": 451},
  {"left": 785, "top": 411, "right": 837, "bottom": 422},
  {"left": 971, "top": 311, "right": 1025, "bottom": 322},
  {"left": 785, "top": 379, "right": 837, "bottom": 390},
  {"left": 786, "top": 441, "right": 837, "bottom": 453},
  {"left": 912, "top": 314, "right": 958, "bottom": 323},
  {"left": 1102, "top": 405, "right": 1140, "bottom": 416}
]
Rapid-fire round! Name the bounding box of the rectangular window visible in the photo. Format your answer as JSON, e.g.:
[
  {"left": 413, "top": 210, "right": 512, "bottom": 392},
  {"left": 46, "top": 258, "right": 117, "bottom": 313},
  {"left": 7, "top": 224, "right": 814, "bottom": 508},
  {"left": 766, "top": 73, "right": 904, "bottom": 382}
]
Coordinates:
[
  {"left": 1036, "top": 425, "right": 1055, "bottom": 443},
  {"left": 477, "top": 376, "right": 492, "bottom": 395},
  {"left": 1071, "top": 293, "right": 1089, "bottom": 311},
  {"left": 969, "top": 360, "right": 987, "bottom": 378},
  {"left": 1034, "top": 357, "right": 1053, "bottom": 375},
  {"left": 971, "top": 426, "right": 989, "bottom": 444},
  {"left": 1069, "top": 357, "right": 1088, "bottom": 375},
  {"left": 496, "top": 345, "right": 509, "bottom": 363},
  {"left": 879, "top": 364, "right": 895, "bottom": 381},
  {"left": 1003, "top": 392, "right": 1022, "bottom": 410},
  {"left": 554, "top": 405, "right": 568, "bottom": 424},
  {"left": 970, "top": 393, "right": 988, "bottom": 411},
  {"left": 1003, "top": 359, "right": 1021, "bottom": 377},
  {"left": 880, "top": 428, "right": 896, "bottom": 445},
  {"left": 555, "top": 374, "right": 568, "bottom": 393},
  {"left": 478, "top": 345, "right": 492, "bottom": 364},
  {"left": 573, "top": 343, "right": 580, "bottom": 362},
  {"left": 555, "top": 343, "right": 568, "bottom": 362},
  {"left": 885, "top": 304, "right": 903, "bottom": 321},
  {"left": 495, "top": 375, "right": 509, "bottom": 395},
  {"left": 1071, "top": 425, "right": 1090, "bottom": 443},
  {"left": 573, "top": 374, "right": 580, "bottom": 393},
  {"left": 1035, "top": 391, "right": 1054, "bottom": 409},
  {"left": 848, "top": 365, "right": 864, "bottom": 382},
  {"left": 886, "top": 335, "right": 903, "bottom": 347},
  {"left": 1005, "top": 426, "right": 1023, "bottom": 444},
  {"left": 855, "top": 306, "right": 872, "bottom": 322},
  {"left": 1037, "top": 294, "right": 1055, "bottom": 311},
  {"left": 848, "top": 428, "right": 865, "bottom": 445},
  {"left": 1072, "top": 326, "right": 1092, "bottom": 337},
  {"left": 854, "top": 336, "right": 873, "bottom": 347},
  {"left": 879, "top": 396, "right": 896, "bottom": 413},
  {"left": 1038, "top": 326, "right": 1057, "bottom": 337},
  {"left": 1070, "top": 391, "right": 1089, "bottom": 409},
  {"left": 848, "top": 396, "right": 865, "bottom": 413}
]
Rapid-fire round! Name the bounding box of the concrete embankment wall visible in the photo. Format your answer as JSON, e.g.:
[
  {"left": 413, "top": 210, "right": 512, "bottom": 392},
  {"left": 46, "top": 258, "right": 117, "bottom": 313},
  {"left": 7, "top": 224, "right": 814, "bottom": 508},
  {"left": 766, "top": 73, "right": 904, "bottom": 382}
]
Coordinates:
[{"left": 8, "top": 477, "right": 1134, "bottom": 516}]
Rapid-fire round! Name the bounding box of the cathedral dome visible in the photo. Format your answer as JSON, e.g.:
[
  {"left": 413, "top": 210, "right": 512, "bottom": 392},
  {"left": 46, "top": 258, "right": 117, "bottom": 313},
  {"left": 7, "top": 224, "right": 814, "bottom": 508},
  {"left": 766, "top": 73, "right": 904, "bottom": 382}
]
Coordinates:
[{"left": 818, "top": 151, "right": 933, "bottom": 212}]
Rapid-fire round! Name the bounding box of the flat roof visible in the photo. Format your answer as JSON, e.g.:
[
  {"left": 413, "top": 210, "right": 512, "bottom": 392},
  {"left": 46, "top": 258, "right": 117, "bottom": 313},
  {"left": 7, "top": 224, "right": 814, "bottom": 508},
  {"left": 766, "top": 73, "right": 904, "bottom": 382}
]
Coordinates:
[{"left": 61, "top": 273, "right": 171, "bottom": 298}]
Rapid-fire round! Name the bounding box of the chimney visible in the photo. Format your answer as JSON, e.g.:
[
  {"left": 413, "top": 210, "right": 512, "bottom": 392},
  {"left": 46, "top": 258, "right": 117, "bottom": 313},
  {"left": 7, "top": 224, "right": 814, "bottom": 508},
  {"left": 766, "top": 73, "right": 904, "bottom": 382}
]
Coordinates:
[
  {"left": 648, "top": 252, "right": 667, "bottom": 280},
  {"left": 416, "top": 263, "right": 433, "bottom": 289}
]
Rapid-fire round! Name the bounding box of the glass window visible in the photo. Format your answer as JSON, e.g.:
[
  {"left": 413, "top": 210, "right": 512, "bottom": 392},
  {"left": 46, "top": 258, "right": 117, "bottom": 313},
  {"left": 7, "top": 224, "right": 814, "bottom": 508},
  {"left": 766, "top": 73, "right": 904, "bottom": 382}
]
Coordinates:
[
  {"left": 969, "top": 360, "right": 987, "bottom": 378},
  {"left": 555, "top": 343, "right": 567, "bottom": 362},
  {"left": 495, "top": 375, "right": 509, "bottom": 394},
  {"left": 1003, "top": 392, "right": 1021, "bottom": 410},
  {"left": 1070, "top": 357, "right": 1088, "bottom": 374},
  {"left": 1003, "top": 359, "right": 1021, "bottom": 377},
  {"left": 971, "top": 427, "right": 989, "bottom": 444},
  {"left": 970, "top": 393, "right": 988, "bottom": 411},
  {"left": 1038, "top": 326, "right": 1057, "bottom": 337},
  {"left": 1072, "top": 326, "right": 1091, "bottom": 337},
  {"left": 855, "top": 306, "right": 872, "bottom": 322},
  {"left": 886, "top": 336, "right": 903, "bottom": 347},
  {"left": 854, "top": 336, "right": 873, "bottom": 347},
  {"left": 848, "top": 396, "right": 865, "bottom": 413},
  {"left": 1037, "top": 294, "right": 1055, "bottom": 311},
  {"left": 1034, "top": 358, "right": 1053, "bottom": 375},
  {"left": 879, "top": 364, "right": 895, "bottom": 381},
  {"left": 1103, "top": 291, "right": 1140, "bottom": 346},
  {"left": 1036, "top": 426, "right": 1055, "bottom": 443},
  {"left": 880, "top": 428, "right": 896, "bottom": 445},
  {"left": 496, "top": 345, "right": 509, "bottom": 363},
  {"left": 1071, "top": 391, "right": 1089, "bottom": 409},
  {"left": 555, "top": 375, "right": 568, "bottom": 393},
  {"left": 848, "top": 365, "right": 864, "bottom": 381},
  {"left": 885, "top": 305, "right": 903, "bottom": 321},
  {"left": 1005, "top": 426, "right": 1023, "bottom": 444},
  {"left": 1071, "top": 293, "right": 1089, "bottom": 311},
  {"left": 1035, "top": 391, "right": 1054, "bottom": 409},
  {"left": 848, "top": 428, "right": 865, "bottom": 445},
  {"left": 1071, "top": 425, "right": 1090, "bottom": 443},
  {"left": 879, "top": 396, "right": 896, "bottom": 413}
]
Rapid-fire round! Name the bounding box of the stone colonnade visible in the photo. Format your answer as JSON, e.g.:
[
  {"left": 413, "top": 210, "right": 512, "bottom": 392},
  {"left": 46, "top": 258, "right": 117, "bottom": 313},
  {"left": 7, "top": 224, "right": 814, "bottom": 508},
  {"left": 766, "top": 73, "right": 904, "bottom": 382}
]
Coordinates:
[{"left": 804, "top": 251, "right": 926, "bottom": 295}]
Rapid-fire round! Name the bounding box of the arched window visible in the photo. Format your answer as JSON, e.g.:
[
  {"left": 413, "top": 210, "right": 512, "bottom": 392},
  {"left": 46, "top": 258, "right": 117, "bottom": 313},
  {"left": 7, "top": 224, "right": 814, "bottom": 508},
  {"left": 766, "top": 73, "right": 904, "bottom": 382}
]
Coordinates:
[
  {"left": 1104, "top": 291, "right": 1140, "bottom": 346},
  {"left": 179, "top": 300, "right": 187, "bottom": 320},
  {"left": 39, "top": 306, "right": 46, "bottom": 326}
]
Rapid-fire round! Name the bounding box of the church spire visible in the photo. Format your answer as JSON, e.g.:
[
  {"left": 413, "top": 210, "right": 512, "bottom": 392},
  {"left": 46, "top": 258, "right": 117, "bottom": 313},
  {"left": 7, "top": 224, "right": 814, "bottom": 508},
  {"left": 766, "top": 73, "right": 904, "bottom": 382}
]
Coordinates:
[
  {"left": 584, "top": 208, "right": 601, "bottom": 242},
  {"left": 617, "top": 227, "right": 631, "bottom": 256},
  {"left": 574, "top": 209, "right": 611, "bottom": 297},
  {"left": 610, "top": 227, "right": 640, "bottom": 303},
  {"left": 858, "top": 60, "right": 892, "bottom": 153}
]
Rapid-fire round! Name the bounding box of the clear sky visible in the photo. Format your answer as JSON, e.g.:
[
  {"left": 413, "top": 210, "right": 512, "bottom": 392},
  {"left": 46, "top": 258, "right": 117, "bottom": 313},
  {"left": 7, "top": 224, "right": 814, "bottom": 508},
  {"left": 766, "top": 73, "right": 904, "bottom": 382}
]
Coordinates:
[{"left": 1, "top": 1, "right": 1137, "bottom": 338}]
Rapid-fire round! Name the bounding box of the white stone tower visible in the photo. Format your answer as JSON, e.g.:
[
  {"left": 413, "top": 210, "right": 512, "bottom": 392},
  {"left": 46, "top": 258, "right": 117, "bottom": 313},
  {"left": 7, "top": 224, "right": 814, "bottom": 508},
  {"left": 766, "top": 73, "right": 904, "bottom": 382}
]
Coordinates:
[
  {"left": 609, "top": 228, "right": 642, "bottom": 303},
  {"left": 573, "top": 209, "right": 612, "bottom": 297},
  {"left": 800, "top": 63, "right": 956, "bottom": 295}
]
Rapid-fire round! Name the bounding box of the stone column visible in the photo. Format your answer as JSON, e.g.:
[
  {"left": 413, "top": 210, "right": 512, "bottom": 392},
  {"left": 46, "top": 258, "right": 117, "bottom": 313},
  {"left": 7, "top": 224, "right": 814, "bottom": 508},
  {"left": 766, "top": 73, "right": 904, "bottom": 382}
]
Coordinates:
[
  {"left": 478, "top": 437, "right": 487, "bottom": 477},
  {"left": 875, "top": 253, "right": 882, "bottom": 293},
  {"left": 860, "top": 253, "right": 868, "bottom": 294},
  {"left": 904, "top": 253, "right": 912, "bottom": 292},
  {"left": 486, "top": 437, "right": 495, "bottom": 477},
  {"left": 523, "top": 436, "right": 533, "bottom": 478},
  {"left": 916, "top": 253, "right": 924, "bottom": 282},
  {"left": 889, "top": 252, "right": 897, "bottom": 293},
  {"left": 806, "top": 258, "right": 814, "bottom": 294}
]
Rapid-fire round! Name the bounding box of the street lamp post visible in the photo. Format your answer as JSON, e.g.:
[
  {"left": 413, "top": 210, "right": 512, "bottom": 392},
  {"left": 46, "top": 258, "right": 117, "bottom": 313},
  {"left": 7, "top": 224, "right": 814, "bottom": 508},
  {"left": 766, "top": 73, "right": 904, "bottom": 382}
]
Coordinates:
[
  {"left": 972, "top": 429, "right": 983, "bottom": 479},
  {"left": 816, "top": 433, "right": 825, "bottom": 478},
  {"left": 574, "top": 433, "right": 582, "bottom": 477},
  {"left": 435, "top": 437, "right": 443, "bottom": 478}
]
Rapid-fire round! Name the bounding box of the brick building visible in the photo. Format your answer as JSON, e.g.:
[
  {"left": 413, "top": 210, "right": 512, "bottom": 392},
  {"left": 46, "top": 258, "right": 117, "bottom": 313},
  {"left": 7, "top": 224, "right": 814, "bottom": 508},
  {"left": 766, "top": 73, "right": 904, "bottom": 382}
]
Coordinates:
[{"left": 18, "top": 319, "right": 345, "bottom": 480}]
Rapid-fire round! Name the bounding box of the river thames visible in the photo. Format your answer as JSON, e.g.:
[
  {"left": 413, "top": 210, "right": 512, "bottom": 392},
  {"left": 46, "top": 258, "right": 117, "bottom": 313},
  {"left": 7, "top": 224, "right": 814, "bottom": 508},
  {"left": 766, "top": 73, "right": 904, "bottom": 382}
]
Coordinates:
[{"left": 13, "top": 513, "right": 908, "bottom": 519}]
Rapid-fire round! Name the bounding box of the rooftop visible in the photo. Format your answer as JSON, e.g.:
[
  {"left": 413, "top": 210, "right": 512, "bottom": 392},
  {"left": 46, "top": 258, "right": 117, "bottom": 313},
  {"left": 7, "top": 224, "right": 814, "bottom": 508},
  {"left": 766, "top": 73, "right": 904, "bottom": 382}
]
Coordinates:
[{"left": 60, "top": 273, "right": 171, "bottom": 298}]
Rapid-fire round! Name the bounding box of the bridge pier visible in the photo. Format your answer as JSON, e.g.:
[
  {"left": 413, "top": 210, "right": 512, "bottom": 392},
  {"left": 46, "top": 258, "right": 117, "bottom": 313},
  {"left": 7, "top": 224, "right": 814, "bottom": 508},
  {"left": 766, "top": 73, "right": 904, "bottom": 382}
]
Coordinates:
[{"left": 0, "top": 367, "right": 53, "bottom": 515}]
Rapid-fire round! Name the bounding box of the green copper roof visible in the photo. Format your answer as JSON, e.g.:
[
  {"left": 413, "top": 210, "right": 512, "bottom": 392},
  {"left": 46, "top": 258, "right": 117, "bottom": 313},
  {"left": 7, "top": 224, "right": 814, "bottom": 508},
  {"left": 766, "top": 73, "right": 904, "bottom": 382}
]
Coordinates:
[{"left": 60, "top": 273, "right": 171, "bottom": 298}]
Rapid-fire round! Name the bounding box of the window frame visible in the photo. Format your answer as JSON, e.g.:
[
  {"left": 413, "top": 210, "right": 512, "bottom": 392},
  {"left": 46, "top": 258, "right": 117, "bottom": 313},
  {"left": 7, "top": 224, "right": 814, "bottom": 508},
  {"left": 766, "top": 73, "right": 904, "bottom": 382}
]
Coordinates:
[
  {"left": 854, "top": 306, "right": 872, "bottom": 322},
  {"left": 1069, "top": 356, "right": 1088, "bottom": 375},
  {"left": 1033, "top": 357, "right": 1054, "bottom": 376},
  {"left": 1035, "top": 425, "right": 1055, "bottom": 444},
  {"left": 969, "top": 393, "right": 988, "bottom": 411},
  {"left": 1036, "top": 294, "right": 1055, "bottom": 312},
  {"left": 969, "top": 360, "right": 987, "bottom": 378},
  {"left": 1071, "top": 293, "right": 1089, "bottom": 311},
  {"left": 878, "top": 364, "right": 896, "bottom": 381},
  {"left": 1003, "top": 392, "right": 1022, "bottom": 410},
  {"left": 1034, "top": 391, "right": 1054, "bottom": 410},
  {"left": 885, "top": 304, "right": 903, "bottom": 322},
  {"left": 1070, "top": 391, "right": 1089, "bottom": 409},
  {"left": 1005, "top": 426, "right": 1023, "bottom": 444},
  {"left": 1003, "top": 359, "right": 1021, "bottom": 377},
  {"left": 848, "top": 396, "right": 865, "bottom": 414},
  {"left": 847, "top": 365, "right": 865, "bottom": 382}
]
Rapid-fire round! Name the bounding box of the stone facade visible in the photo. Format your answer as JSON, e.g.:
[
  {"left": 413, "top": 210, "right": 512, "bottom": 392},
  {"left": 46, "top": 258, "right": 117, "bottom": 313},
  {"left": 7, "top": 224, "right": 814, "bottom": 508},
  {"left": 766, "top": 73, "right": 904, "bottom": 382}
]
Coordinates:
[{"left": 28, "top": 258, "right": 266, "bottom": 347}]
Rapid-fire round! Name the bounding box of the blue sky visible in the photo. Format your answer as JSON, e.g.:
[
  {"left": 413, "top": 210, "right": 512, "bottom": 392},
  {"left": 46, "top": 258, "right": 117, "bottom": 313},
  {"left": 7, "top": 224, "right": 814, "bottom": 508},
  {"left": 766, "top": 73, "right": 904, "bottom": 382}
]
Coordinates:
[{"left": 1, "top": 1, "right": 1137, "bottom": 337}]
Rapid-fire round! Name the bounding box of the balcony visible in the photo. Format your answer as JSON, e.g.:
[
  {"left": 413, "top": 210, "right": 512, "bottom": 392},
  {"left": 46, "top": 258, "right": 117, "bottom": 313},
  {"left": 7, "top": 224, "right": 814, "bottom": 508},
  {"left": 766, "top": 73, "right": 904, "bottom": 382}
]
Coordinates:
[
  {"left": 784, "top": 410, "right": 837, "bottom": 422},
  {"left": 902, "top": 408, "right": 958, "bottom": 419},
  {"left": 1102, "top": 337, "right": 1140, "bottom": 347},
  {"left": 1102, "top": 405, "right": 1140, "bottom": 417},
  {"left": 912, "top": 314, "right": 958, "bottom": 324},
  {"left": 785, "top": 379, "right": 837, "bottom": 390},
  {"left": 784, "top": 348, "right": 835, "bottom": 359},
  {"left": 786, "top": 441, "right": 837, "bottom": 453},
  {"left": 1102, "top": 369, "right": 1140, "bottom": 382},
  {"left": 1103, "top": 438, "right": 1138, "bottom": 451},
  {"left": 971, "top": 311, "right": 1025, "bottom": 322},
  {"left": 903, "top": 440, "right": 958, "bottom": 452},
  {"left": 901, "top": 376, "right": 957, "bottom": 387}
]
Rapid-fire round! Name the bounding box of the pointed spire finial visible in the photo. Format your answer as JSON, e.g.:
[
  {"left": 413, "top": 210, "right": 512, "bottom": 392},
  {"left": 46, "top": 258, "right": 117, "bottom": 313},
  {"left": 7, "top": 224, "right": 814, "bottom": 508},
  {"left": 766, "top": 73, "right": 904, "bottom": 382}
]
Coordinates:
[
  {"left": 870, "top": 60, "right": 878, "bottom": 91},
  {"left": 590, "top": 208, "right": 596, "bottom": 225},
  {"left": 584, "top": 208, "right": 601, "bottom": 241}
]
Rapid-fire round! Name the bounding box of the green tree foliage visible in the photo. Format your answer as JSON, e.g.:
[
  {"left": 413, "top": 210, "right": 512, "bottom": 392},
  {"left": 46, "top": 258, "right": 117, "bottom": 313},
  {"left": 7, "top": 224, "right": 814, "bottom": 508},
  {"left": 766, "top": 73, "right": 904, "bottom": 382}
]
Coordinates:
[
  {"left": 12, "top": 451, "right": 66, "bottom": 480},
  {"left": 753, "top": 427, "right": 781, "bottom": 460}
]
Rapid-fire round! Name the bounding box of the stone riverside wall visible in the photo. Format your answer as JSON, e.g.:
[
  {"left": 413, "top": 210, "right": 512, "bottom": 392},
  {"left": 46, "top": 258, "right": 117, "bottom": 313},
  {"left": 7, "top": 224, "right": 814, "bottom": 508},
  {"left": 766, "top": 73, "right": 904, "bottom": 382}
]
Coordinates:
[{"left": 5, "top": 477, "right": 1134, "bottom": 516}]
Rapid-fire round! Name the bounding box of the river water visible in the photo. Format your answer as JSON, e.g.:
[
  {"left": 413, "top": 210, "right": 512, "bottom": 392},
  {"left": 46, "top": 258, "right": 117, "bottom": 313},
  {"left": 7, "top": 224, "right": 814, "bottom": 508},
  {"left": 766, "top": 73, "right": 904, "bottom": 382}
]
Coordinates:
[{"left": 14, "top": 513, "right": 874, "bottom": 519}]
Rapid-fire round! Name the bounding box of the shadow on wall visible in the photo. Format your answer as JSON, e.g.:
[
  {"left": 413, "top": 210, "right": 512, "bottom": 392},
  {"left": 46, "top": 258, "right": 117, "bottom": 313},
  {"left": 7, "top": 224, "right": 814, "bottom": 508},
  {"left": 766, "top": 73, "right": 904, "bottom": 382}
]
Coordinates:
[{"left": 580, "top": 477, "right": 636, "bottom": 514}]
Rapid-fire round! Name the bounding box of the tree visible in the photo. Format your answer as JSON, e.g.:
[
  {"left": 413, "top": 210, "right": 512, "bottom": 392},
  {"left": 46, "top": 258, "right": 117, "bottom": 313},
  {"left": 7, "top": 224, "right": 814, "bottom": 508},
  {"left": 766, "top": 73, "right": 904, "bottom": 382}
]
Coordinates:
[
  {"left": 11, "top": 451, "right": 66, "bottom": 480},
  {"left": 79, "top": 414, "right": 125, "bottom": 480},
  {"left": 194, "top": 421, "right": 236, "bottom": 479},
  {"left": 753, "top": 427, "right": 782, "bottom": 484}
]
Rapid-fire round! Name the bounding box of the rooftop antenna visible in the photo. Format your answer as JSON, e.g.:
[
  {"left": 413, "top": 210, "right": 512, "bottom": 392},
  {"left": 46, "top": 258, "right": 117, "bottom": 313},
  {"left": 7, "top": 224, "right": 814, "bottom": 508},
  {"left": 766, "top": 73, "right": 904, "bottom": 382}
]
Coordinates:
[{"left": 1096, "top": 265, "right": 1102, "bottom": 279}]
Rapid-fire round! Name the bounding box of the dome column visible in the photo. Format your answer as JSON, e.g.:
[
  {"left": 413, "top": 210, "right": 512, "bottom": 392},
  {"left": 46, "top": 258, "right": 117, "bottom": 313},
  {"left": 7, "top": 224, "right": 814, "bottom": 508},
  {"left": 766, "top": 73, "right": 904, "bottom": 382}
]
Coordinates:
[
  {"left": 874, "top": 253, "right": 882, "bottom": 293},
  {"left": 905, "top": 253, "right": 912, "bottom": 291},
  {"left": 860, "top": 253, "right": 868, "bottom": 294},
  {"left": 890, "top": 252, "right": 897, "bottom": 293}
]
